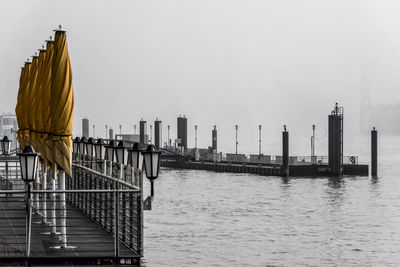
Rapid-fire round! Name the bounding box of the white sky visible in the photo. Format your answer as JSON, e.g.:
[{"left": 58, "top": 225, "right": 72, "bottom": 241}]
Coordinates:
[{"left": 1, "top": 0, "right": 400, "bottom": 155}]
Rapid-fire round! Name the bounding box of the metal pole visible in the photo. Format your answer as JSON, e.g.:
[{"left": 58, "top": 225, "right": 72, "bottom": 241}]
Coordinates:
[
  {"left": 5, "top": 160, "right": 8, "bottom": 187},
  {"left": 59, "top": 171, "right": 67, "bottom": 247},
  {"left": 167, "top": 125, "right": 170, "bottom": 146},
  {"left": 235, "top": 125, "right": 238, "bottom": 154},
  {"left": 106, "top": 125, "right": 108, "bottom": 139},
  {"left": 258, "top": 125, "right": 262, "bottom": 156},
  {"left": 34, "top": 162, "right": 41, "bottom": 215},
  {"left": 150, "top": 180, "right": 154, "bottom": 198},
  {"left": 50, "top": 166, "right": 57, "bottom": 234},
  {"left": 114, "top": 164, "right": 122, "bottom": 257},
  {"left": 42, "top": 161, "right": 49, "bottom": 224},
  {"left": 195, "top": 125, "right": 198, "bottom": 149},
  {"left": 26, "top": 183, "right": 32, "bottom": 257},
  {"left": 311, "top": 124, "right": 315, "bottom": 157},
  {"left": 139, "top": 169, "right": 144, "bottom": 256},
  {"left": 371, "top": 127, "right": 378, "bottom": 177}
]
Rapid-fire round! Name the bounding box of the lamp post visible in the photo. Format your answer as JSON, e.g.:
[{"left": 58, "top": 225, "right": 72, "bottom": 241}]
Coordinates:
[
  {"left": 113, "top": 141, "right": 127, "bottom": 258},
  {"left": 235, "top": 125, "right": 238, "bottom": 154},
  {"left": 18, "top": 145, "right": 39, "bottom": 257}
]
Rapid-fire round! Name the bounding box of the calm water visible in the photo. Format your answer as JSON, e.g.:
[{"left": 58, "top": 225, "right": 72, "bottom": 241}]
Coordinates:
[{"left": 144, "top": 136, "right": 400, "bottom": 266}]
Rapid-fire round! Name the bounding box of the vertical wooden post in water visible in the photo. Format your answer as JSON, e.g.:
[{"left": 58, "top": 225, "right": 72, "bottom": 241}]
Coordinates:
[
  {"left": 282, "top": 125, "right": 289, "bottom": 177},
  {"left": 371, "top": 127, "right": 378, "bottom": 177}
]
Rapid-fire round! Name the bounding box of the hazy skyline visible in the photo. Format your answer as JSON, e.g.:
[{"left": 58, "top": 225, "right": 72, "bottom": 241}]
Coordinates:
[{"left": 1, "top": 0, "right": 400, "bottom": 155}]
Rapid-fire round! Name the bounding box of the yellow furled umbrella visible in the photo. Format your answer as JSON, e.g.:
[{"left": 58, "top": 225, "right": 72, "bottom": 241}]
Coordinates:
[
  {"left": 25, "top": 53, "right": 39, "bottom": 147},
  {"left": 17, "top": 60, "right": 32, "bottom": 150},
  {"left": 43, "top": 37, "right": 55, "bottom": 166},
  {"left": 15, "top": 65, "right": 26, "bottom": 148},
  {"left": 50, "top": 26, "right": 74, "bottom": 177},
  {"left": 31, "top": 47, "right": 46, "bottom": 154}
]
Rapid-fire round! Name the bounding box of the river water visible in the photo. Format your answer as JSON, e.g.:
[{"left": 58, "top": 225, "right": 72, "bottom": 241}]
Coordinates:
[{"left": 143, "top": 135, "right": 400, "bottom": 266}]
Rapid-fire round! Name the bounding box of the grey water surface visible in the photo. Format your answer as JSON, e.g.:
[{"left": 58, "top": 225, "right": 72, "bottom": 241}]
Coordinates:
[{"left": 144, "top": 136, "right": 400, "bottom": 266}]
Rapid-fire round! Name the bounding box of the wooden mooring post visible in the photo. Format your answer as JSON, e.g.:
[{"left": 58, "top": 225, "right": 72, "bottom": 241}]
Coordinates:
[
  {"left": 282, "top": 125, "right": 289, "bottom": 177},
  {"left": 371, "top": 127, "right": 378, "bottom": 177}
]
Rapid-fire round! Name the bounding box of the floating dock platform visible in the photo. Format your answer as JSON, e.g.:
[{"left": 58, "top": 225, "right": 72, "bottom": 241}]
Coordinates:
[{"left": 161, "top": 159, "right": 369, "bottom": 177}]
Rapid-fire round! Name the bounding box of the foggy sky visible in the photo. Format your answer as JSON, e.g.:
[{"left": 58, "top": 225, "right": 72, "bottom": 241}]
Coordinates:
[{"left": 1, "top": 0, "right": 400, "bottom": 156}]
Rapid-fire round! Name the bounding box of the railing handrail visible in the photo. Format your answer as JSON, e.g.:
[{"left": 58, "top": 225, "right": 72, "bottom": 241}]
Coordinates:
[
  {"left": 0, "top": 189, "right": 140, "bottom": 194},
  {"left": 72, "top": 163, "right": 139, "bottom": 190}
]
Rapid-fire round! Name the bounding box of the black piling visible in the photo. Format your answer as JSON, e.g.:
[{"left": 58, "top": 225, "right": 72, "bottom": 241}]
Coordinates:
[
  {"left": 328, "top": 103, "right": 343, "bottom": 176},
  {"left": 371, "top": 127, "right": 378, "bottom": 177},
  {"left": 282, "top": 125, "right": 289, "bottom": 177}
]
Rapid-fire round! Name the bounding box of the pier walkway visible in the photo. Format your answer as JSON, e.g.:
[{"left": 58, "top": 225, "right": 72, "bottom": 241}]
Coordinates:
[{"left": 0, "top": 154, "right": 144, "bottom": 266}]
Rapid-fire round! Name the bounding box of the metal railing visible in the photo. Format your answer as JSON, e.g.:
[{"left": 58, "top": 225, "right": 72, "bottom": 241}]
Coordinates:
[
  {"left": 0, "top": 157, "right": 23, "bottom": 191},
  {"left": 69, "top": 162, "right": 143, "bottom": 255}
]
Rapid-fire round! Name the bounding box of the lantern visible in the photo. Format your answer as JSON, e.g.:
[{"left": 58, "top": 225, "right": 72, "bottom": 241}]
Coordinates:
[
  {"left": 94, "top": 138, "right": 106, "bottom": 159},
  {"left": 1, "top": 136, "right": 11, "bottom": 156},
  {"left": 73, "top": 137, "right": 80, "bottom": 154},
  {"left": 127, "top": 143, "right": 144, "bottom": 169},
  {"left": 86, "top": 138, "right": 94, "bottom": 156},
  {"left": 142, "top": 145, "right": 161, "bottom": 180},
  {"left": 18, "top": 145, "right": 40, "bottom": 183},
  {"left": 115, "top": 141, "right": 127, "bottom": 165},
  {"left": 79, "top": 136, "right": 87, "bottom": 155},
  {"left": 105, "top": 140, "right": 115, "bottom": 162}
]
